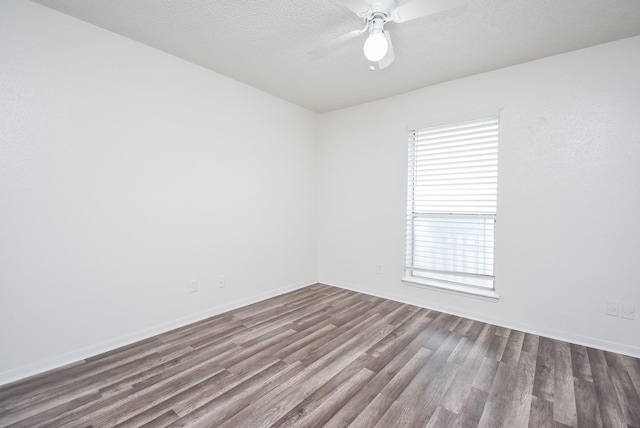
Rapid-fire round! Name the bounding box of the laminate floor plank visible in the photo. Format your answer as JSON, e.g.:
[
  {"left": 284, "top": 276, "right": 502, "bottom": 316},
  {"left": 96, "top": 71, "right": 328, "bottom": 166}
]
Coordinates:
[
  {"left": 238, "top": 291, "right": 337, "bottom": 330},
  {"left": 376, "top": 346, "right": 461, "bottom": 427},
  {"left": 110, "top": 345, "right": 283, "bottom": 427},
  {"left": 570, "top": 344, "right": 594, "bottom": 382},
  {"left": 322, "top": 330, "right": 431, "bottom": 427},
  {"left": 426, "top": 406, "right": 458, "bottom": 428},
  {"left": 1, "top": 392, "right": 103, "bottom": 428},
  {"left": 501, "top": 350, "right": 536, "bottom": 427},
  {"left": 184, "top": 324, "right": 246, "bottom": 350},
  {"left": 610, "top": 366, "right": 640, "bottom": 425},
  {"left": 477, "top": 361, "right": 518, "bottom": 428},
  {"left": 591, "top": 363, "right": 627, "bottom": 428},
  {"left": 452, "top": 316, "right": 475, "bottom": 337},
  {"left": 59, "top": 360, "right": 229, "bottom": 427},
  {"left": 0, "top": 338, "right": 162, "bottom": 410},
  {"left": 138, "top": 409, "right": 179, "bottom": 428},
  {"left": 455, "top": 387, "right": 490, "bottom": 428},
  {"left": 272, "top": 324, "right": 336, "bottom": 360},
  {"left": 486, "top": 330, "right": 509, "bottom": 362},
  {"left": 502, "top": 330, "right": 525, "bottom": 366},
  {"left": 588, "top": 347, "right": 609, "bottom": 366},
  {"left": 522, "top": 332, "right": 540, "bottom": 354},
  {"left": 465, "top": 319, "right": 488, "bottom": 342},
  {"left": 473, "top": 357, "right": 501, "bottom": 393},
  {"left": 155, "top": 314, "right": 236, "bottom": 345},
  {"left": 164, "top": 360, "right": 297, "bottom": 427},
  {"left": 128, "top": 342, "right": 236, "bottom": 391},
  {"left": 449, "top": 337, "right": 475, "bottom": 365},
  {"left": 528, "top": 396, "right": 554, "bottom": 428},
  {"left": 1, "top": 348, "right": 168, "bottom": 424},
  {"left": 387, "top": 302, "right": 421, "bottom": 326},
  {"left": 533, "top": 336, "right": 556, "bottom": 402},
  {"left": 463, "top": 323, "right": 498, "bottom": 370},
  {"left": 111, "top": 370, "right": 233, "bottom": 428},
  {"left": 346, "top": 346, "right": 434, "bottom": 428},
  {"left": 573, "top": 378, "right": 604, "bottom": 428},
  {"left": 441, "top": 366, "right": 477, "bottom": 414},
  {"left": 1, "top": 284, "right": 639, "bottom": 427},
  {"left": 623, "top": 356, "right": 640, "bottom": 399},
  {"left": 364, "top": 308, "right": 432, "bottom": 363},
  {"left": 269, "top": 361, "right": 375, "bottom": 427},
  {"left": 553, "top": 341, "right": 577, "bottom": 427}
]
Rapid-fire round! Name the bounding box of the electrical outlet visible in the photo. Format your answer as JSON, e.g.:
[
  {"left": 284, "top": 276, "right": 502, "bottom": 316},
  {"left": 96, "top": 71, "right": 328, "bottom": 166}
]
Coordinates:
[
  {"left": 621, "top": 304, "right": 635, "bottom": 320},
  {"left": 376, "top": 264, "right": 383, "bottom": 274},
  {"left": 606, "top": 301, "right": 620, "bottom": 317},
  {"left": 190, "top": 279, "right": 198, "bottom": 293},
  {"left": 219, "top": 275, "right": 227, "bottom": 288}
]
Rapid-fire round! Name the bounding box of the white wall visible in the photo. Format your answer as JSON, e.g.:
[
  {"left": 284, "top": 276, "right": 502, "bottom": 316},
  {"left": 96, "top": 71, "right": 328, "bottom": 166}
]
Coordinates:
[
  {"left": 318, "top": 36, "right": 640, "bottom": 357},
  {"left": 0, "top": 0, "right": 317, "bottom": 384}
]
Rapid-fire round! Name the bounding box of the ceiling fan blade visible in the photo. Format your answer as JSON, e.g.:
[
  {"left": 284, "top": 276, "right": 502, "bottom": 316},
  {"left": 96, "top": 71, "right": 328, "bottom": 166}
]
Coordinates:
[
  {"left": 378, "top": 30, "right": 395, "bottom": 69},
  {"left": 391, "top": 0, "right": 466, "bottom": 23},
  {"left": 338, "top": 0, "right": 370, "bottom": 17},
  {"left": 308, "top": 27, "right": 367, "bottom": 57}
]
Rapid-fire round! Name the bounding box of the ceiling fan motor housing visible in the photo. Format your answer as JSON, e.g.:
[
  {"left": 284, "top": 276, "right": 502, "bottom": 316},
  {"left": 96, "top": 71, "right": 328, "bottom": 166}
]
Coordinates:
[
  {"left": 369, "top": 16, "right": 385, "bottom": 34},
  {"left": 366, "top": 0, "right": 396, "bottom": 20}
]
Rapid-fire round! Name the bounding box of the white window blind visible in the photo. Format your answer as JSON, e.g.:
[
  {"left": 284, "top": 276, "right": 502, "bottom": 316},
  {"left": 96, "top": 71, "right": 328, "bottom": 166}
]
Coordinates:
[{"left": 405, "top": 115, "right": 499, "bottom": 292}]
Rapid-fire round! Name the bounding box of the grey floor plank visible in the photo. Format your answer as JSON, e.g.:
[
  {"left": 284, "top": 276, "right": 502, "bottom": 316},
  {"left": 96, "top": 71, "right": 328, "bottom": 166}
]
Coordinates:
[
  {"left": 610, "top": 365, "right": 640, "bottom": 426},
  {"left": 570, "top": 343, "right": 594, "bottom": 382},
  {"left": 477, "top": 361, "right": 518, "bottom": 428},
  {"left": 553, "top": 341, "right": 577, "bottom": 426},
  {"left": 501, "top": 350, "right": 536, "bottom": 427},
  {"left": 533, "top": 336, "right": 556, "bottom": 402},
  {"left": 529, "top": 396, "right": 555, "bottom": 428},
  {"left": 573, "top": 377, "right": 604, "bottom": 428},
  {"left": 454, "top": 387, "right": 489, "bottom": 428},
  {"left": 348, "top": 346, "right": 433, "bottom": 428},
  {"left": 270, "top": 362, "right": 375, "bottom": 427},
  {"left": 426, "top": 406, "right": 458, "bottom": 427}
]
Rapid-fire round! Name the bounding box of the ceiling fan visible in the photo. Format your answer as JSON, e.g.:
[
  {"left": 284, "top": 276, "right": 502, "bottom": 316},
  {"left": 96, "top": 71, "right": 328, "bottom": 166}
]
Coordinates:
[{"left": 311, "top": 0, "right": 466, "bottom": 70}]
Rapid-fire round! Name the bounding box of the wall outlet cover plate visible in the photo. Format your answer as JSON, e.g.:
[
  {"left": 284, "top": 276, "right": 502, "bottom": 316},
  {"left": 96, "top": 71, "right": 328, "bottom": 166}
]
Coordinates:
[
  {"left": 606, "top": 301, "right": 620, "bottom": 316},
  {"left": 621, "top": 304, "right": 635, "bottom": 320}
]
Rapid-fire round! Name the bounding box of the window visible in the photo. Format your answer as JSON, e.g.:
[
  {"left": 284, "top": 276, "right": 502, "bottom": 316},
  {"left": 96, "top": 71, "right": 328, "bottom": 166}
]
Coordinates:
[{"left": 404, "top": 114, "right": 500, "bottom": 299}]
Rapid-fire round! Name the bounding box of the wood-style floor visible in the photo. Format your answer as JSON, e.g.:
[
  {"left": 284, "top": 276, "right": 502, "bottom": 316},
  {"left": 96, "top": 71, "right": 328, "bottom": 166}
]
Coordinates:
[{"left": 1, "top": 284, "right": 639, "bottom": 427}]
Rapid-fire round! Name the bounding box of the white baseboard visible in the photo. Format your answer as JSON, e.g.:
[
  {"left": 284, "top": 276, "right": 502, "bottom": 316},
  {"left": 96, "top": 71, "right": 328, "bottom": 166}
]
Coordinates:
[
  {"left": 0, "top": 280, "right": 315, "bottom": 387},
  {"left": 321, "top": 280, "right": 640, "bottom": 359}
]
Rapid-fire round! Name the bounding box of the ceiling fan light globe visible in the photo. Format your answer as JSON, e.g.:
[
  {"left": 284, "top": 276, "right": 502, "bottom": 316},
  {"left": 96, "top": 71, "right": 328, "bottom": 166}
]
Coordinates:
[{"left": 363, "top": 32, "right": 388, "bottom": 62}]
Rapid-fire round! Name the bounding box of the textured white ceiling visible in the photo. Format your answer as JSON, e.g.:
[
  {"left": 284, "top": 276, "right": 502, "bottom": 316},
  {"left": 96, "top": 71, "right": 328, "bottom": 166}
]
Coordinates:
[{"left": 32, "top": 0, "right": 640, "bottom": 113}]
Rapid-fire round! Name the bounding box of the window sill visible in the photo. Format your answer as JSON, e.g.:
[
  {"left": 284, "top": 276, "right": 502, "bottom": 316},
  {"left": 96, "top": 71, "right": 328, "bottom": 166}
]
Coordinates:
[{"left": 402, "top": 276, "right": 500, "bottom": 302}]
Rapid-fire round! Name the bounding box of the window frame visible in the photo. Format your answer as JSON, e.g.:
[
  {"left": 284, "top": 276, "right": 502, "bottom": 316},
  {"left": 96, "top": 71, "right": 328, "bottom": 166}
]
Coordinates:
[{"left": 402, "top": 112, "right": 501, "bottom": 301}]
